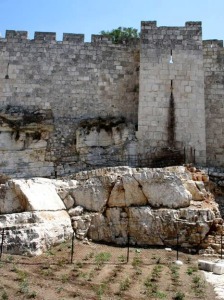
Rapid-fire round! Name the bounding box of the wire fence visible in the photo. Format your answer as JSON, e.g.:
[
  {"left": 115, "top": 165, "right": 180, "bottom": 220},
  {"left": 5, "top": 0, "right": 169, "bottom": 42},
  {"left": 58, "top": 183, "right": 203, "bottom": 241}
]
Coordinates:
[
  {"left": 1, "top": 221, "right": 223, "bottom": 266},
  {"left": 0, "top": 230, "right": 189, "bottom": 267}
]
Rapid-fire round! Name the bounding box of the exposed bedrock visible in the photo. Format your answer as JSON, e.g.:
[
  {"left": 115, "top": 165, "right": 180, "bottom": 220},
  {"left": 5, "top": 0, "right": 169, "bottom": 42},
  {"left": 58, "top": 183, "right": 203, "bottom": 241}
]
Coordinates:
[{"left": 0, "top": 166, "right": 222, "bottom": 255}]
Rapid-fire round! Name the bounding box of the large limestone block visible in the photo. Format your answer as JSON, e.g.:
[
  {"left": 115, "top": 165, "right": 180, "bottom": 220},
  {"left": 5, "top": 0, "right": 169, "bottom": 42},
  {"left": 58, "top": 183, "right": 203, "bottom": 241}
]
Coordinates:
[
  {"left": 108, "top": 177, "right": 125, "bottom": 207},
  {"left": 198, "top": 260, "right": 214, "bottom": 272},
  {"left": 0, "top": 210, "right": 73, "bottom": 256},
  {"left": 133, "top": 170, "right": 191, "bottom": 208},
  {"left": 123, "top": 174, "right": 148, "bottom": 206},
  {"left": 108, "top": 174, "right": 148, "bottom": 207},
  {"left": 88, "top": 207, "right": 215, "bottom": 247},
  {"left": 88, "top": 208, "right": 128, "bottom": 244},
  {"left": 11, "top": 178, "right": 66, "bottom": 211},
  {"left": 71, "top": 177, "right": 111, "bottom": 212},
  {"left": 129, "top": 207, "right": 214, "bottom": 246},
  {"left": 0, "top": 183, "right": 24, "bottom": 214}
]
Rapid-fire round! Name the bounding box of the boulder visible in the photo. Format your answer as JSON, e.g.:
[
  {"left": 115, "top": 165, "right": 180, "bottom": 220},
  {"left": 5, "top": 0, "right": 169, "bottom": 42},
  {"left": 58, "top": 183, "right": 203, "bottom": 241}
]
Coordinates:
[
  {"left": 12, "top": 178, "right": 66, "bottom": 211},
  {"left": 133, "top": 170, "right": 191, "bottom": 208},
  {"left": 0, "top": 211, "right": 73, "bottom": 256},
  {"left": 71, "top": 176, "right": 114, "bottom": 212}
]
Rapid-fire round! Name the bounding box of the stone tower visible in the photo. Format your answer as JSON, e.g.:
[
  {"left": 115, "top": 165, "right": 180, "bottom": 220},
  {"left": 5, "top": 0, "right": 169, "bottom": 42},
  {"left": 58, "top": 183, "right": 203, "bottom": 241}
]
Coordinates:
[{"left": 137, "top": 21, "right": 206, "bottom": 165}]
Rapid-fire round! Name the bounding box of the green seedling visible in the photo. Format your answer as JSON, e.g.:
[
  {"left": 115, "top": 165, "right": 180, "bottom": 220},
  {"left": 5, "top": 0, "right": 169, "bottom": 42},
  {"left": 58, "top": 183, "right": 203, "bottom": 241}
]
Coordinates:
[{"left": 95, "top": 252, "right": 111, "bottom": 268}]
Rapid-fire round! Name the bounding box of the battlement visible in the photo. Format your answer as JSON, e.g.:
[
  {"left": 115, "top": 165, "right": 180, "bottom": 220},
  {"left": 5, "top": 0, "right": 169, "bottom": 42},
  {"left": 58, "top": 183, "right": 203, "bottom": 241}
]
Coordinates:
[
  {"left": 141, "top": 21, "right": 202, "bottom": 50},
  {"left": 6, "top": 30, "right": 28, "bottom": 39},
  {"left": 203, "top": 39, "right": 224, "bottom": 48},
  {"left": 1, "top": 30, "right": 139, "bottom": 46}
]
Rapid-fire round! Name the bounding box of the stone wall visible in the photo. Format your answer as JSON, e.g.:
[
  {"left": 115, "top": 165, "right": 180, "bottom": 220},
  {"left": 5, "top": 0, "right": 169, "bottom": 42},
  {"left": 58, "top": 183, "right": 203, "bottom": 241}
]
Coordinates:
[
  {"left": 0, "top": 21, "right": 223, "bottom": 178},
  {"left": 137, "top": 21, "right": 206, "bottom": 165},
  {"left": 0, "top": 31, "right": 139, "bottom": 176},
  {"left": 203, "top": 40, "right": 224, "bottom": 167}
]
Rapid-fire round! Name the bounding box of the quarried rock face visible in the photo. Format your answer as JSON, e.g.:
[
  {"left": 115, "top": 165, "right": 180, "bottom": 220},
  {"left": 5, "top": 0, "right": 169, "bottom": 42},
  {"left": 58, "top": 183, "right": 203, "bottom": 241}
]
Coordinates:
[{"left": 0, "top": 166, "right": 222, "bottom": 255}]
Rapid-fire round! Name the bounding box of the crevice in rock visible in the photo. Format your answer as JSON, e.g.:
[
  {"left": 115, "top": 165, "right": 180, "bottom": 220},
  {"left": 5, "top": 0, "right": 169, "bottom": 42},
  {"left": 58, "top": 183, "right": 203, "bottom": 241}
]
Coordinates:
[{"left": 132, "top": 174, "right": 148, "bottom": 202}]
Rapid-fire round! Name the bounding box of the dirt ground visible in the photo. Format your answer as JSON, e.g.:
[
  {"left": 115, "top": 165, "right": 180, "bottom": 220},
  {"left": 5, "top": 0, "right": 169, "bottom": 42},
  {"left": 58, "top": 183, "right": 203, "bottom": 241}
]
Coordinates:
[{"left": 0, "top": 240, "right": 218, "bottom": 300}]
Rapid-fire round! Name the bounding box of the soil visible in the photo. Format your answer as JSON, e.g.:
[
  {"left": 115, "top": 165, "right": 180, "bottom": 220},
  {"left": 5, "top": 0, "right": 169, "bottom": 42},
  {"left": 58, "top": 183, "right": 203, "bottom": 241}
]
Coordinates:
[{"left": 0, "top": 240, "right": 218, "bottom": 300}]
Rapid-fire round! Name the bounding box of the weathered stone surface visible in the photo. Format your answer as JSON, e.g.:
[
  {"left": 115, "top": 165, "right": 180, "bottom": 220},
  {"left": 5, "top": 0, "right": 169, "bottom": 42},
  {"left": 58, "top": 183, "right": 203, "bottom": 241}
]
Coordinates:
[
  {"left": 71, "top": 176, "right": 113, "bottom": 212},
  {"left": 0, "top": 183, "right": 24, "bottom": 214},
  {"left": 12, "top": 178, "right": 66, "bottom": 211},
  {"left": 88, "top": 207, "right": 215, "bottom": 247},
  {"left": 0, "top": 166, "right": 222, "bottom": 255},
  {"left": 183, "top": 180, "right": 205, "bottom": 200},
  {"left": 108, "top": 177, "right": 125, "bottom": 207},
  {"left": 72, "top": 214, "right": 92, "bottom": 240},
  {"left": 68, "top": 206, "right": 84, "bottom": 217},
  {"left": 133, "top": 170, "right": 191, "bottom": 208},
  {"left": 0, "top": 211, "right": 73, "bottom": 256},
  {"left": 63, "top": 195, "right": 75, "bottom": 209},
  {"left": 89, "top": 208, "right": 128, "bottom": 245}
]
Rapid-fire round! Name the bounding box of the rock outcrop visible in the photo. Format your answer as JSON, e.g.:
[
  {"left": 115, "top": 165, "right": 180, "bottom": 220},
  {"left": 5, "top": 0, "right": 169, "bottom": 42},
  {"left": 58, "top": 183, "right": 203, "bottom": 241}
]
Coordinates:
[{"left": 0, "top": 166, "right": 222, "bottom": 255}]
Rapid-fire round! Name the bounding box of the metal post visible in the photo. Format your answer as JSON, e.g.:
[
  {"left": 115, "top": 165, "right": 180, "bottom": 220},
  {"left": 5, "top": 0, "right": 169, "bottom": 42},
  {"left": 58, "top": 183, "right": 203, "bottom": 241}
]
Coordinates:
[
  {"left": 127, "top": 233, "right": 130, "bottom": 263},
  {"left": 184, "top": 147, "right": 186, "bottom": 164},
  {"left": 0, "top": 228, "right": 5, "bottom": 261},
  {"left": 126, "top": 216, "right": 130, "bottom": 264},
  {"left": 70, "top": 231, "right": 75, "bottom": 264},
  {"left": 221, "top": 226, "right": 223, "bottom": 260}
]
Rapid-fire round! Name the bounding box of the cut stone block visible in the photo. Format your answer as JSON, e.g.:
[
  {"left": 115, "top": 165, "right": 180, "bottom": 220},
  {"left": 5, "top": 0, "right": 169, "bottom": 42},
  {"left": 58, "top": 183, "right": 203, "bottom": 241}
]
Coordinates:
[
  {"left": 198, "top": 260, "right": 214, "bottom": 272},
  {"left": 213, "top": 263, "right": 224, "bottom": 275}
]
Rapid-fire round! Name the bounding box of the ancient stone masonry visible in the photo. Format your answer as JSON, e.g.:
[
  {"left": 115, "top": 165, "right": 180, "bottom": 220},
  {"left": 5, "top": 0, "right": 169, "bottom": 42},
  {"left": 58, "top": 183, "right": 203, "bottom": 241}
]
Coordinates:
[
  {"left": 0, "top": 166, "right": 223, "bottom": 256},
  {"left": 203, "top": 40, "right": 224, "bottom": 167},
  {"left": 0, "top": 21, "right": 223, "bottom": 177},
  {"left": 137, "top": 21, "right": 206, "bottom": 165}
]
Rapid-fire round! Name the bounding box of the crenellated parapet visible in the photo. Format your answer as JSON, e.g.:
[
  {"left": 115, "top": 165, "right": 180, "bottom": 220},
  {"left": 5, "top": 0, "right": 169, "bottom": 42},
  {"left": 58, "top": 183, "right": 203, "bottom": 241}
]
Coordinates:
[
  {"left": 203, "top": 39, "right": 224, "bottom": 49},
  {"left": 141, "top": 21, "right": 202, "bottom": 50},
  {"left": 1, "top": 30, "right": 139, "bottom": 46}
]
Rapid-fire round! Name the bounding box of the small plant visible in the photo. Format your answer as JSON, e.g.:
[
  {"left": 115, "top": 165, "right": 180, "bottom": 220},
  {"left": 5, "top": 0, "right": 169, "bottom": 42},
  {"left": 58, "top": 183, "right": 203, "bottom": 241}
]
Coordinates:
[
  {"left": 1, "top": 290, "right": 8, "bottom": 300},
  {"left": 46, "top": 249, "right": 54, "bottom": 256},
  {"left": 79, "top": 271, "right": 88, "bottom": 279},
  {"left": 6, "top": 255, "right": 14, "bottom": 262},
  {"left": 15, "top": 269, "right": 28, "bottom": 282},
  {"left": 57, "top": 258, "right": 67, "bottom": 266},
  {"left": 27, "top": 291, "right": 37, "bottom": 299},
  {"left": 61, "top": 274, "right": 69, "bottom": 283},
  {"left": 154, "top": 290, "right": 167, "bottom": 299},
  {"left": 173, "top": 291, "right": 185, "bottom": 300},
  {"left": 10, "top": 263, "right": 18, "bottom": 272},
  {"left": 186, "top": 266, "right": 198, "bottom": 275},
  {"left": 132, "top": 254, "right": 143, "bottom": 269},
  {"left": 169, "top": 264, "right": 180, "bottom": 285},
  {"left": 18, "top": 279, "right": 29, "bottom": 294},
  {"left": 95, "top": 252, "right": 111, "bottom": 268},
  {"left": 191, "top": 275, "right": 205, "bottom": 297},
  {"left": 56, "top": 286, "right": 64, "bottom": 294},
  {"left": 119, "top": 277, "right": 130, "bottom": 291},
  {"left": 151, "top": 265, "right": 163, "bottom": 281},
  {"left": 94, "top": 283, "right": 107, "bottom": 300},
  {"left": 135, "top": 267, "right": 142, "bottom": 275},
  {"left": 76, "top": 261, "right": 83, "bottom": 268},
  {"left": 118, "top": 254, "right": 126, "bottom": 263}
]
